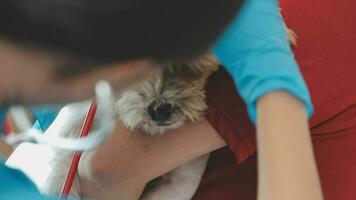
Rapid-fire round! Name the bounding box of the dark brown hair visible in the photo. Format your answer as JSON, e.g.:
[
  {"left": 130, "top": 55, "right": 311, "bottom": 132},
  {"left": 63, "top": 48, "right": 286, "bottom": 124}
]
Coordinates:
[{"left": 0, "top": 0, "right": 244, "bottom": 63}]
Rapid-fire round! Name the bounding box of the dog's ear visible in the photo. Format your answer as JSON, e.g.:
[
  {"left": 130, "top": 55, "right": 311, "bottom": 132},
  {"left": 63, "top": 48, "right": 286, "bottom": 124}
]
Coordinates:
[
  {"left": 162, "top": 53, "right": 219, "bottom": 81},
  {"left": 164, "top": 63, "right": 205, "bottom": 81}
]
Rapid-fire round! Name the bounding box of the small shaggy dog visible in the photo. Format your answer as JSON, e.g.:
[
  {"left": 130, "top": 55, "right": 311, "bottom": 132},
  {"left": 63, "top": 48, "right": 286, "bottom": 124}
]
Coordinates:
[
  {"left": 116, "top": 53, "right": 219, "bottom": 200},
  {"left": 117, "top": 53, "right": 218, "bottom": 135},
  {"left": 41, "top": 29, "right": 296, "bottom": 199},
  {"left": 41, "top": 53, "right": 219, "bottom": 200}
]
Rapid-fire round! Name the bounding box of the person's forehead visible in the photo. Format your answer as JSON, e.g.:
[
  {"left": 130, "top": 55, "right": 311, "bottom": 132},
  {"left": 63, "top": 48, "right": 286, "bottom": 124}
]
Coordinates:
[
  {"left": 0, "top": 38, "right": 131, "bottom": 78},
  {"left": 0, "top": 38, "right": 160, "bottom": 106},
  {"left": 0, "top": 38, "right": 157, "bottom": 77},
  {"left": 0, "top": 39, "right": 65, "bottom": 67}
]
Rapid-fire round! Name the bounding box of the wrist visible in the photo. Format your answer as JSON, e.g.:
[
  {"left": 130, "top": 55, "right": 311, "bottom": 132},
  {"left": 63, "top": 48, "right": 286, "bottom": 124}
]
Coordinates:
[{"left": 256, "top": 91, "right": 322, "bottom": 200}]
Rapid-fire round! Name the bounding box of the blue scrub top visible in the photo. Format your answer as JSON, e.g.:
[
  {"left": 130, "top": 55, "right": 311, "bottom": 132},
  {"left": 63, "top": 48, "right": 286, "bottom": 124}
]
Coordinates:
[
  {"left": 212, "top": 0, "right": 313, "bottom": 123},
  {"left": 0, "top": 107, "right": 59, "bottom": 200},
  {"left": 0, "top": 159, "right": 56, "bottom": 200}
]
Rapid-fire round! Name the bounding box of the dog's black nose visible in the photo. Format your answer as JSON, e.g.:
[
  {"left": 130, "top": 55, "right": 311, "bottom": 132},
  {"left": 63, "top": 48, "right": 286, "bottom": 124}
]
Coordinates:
[{"left": 147, "top": 102, "right": 174, "bottom": 123}]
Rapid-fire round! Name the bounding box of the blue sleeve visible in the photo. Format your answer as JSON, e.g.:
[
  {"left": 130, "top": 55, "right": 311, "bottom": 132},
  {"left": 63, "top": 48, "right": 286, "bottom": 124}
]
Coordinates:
[
  {"left": 211, "top": 0, "right": 313, "bottom": 123},
  {"left": 30, "top": 107, "right": 60, "bottom": 132},
  {"left": 0, "top": 108, "right": 61, "bottom": 200},
  {"left": 0, "top": 162, "right": 57, "bottom": 200}
]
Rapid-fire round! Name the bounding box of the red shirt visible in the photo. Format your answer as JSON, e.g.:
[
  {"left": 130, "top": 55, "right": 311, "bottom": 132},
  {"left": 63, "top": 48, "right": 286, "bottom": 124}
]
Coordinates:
[{"left": 198, "top": 0, "right": 356, "bottom": 199}]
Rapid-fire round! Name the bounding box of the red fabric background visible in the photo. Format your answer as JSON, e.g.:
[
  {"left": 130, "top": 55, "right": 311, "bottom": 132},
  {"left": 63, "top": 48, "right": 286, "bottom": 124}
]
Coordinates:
[{"left": 196, "top": 0, "right": 356, "bottom": 199}]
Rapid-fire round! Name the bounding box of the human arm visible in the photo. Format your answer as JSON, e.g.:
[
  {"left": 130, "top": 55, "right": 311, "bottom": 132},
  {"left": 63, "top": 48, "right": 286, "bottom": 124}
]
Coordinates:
[
  {"left": 78, "top": 118, "right": 226, "bottom": 200},
  {"left": 211, "top": 0, "right": 322, "bottom": 199},
  {"left": 78, "top": 91, "right": 323, "bottom": 200},
  {"left": 257, "top": 91, "right": 322, "bottom": 200}
]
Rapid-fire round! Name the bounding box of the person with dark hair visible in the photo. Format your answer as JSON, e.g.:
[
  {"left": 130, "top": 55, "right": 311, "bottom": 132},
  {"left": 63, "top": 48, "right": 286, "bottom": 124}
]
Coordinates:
[
  {"left": 0, "top": 0, "right": 243, "bottom": 104},
  {"left": 0, "top": 0, "right": 325, "bottom": 200}
]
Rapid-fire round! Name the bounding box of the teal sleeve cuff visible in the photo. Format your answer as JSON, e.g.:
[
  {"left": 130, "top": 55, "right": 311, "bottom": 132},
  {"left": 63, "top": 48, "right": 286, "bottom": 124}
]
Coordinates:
[
  {"left": 211, "top": 0, "right": 313, "bottom": 123},
  {"left": 0, "top": 163, "right": 57, "bottom": 200},
  {"left": 246, "top": 75, "right": 314, "bottom": 123}
]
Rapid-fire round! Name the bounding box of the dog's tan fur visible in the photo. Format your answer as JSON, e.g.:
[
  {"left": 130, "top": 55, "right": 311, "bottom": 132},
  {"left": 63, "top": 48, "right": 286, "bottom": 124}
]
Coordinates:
[{"left": 116, "top": 53, "right": 219, "bottom": 134}]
